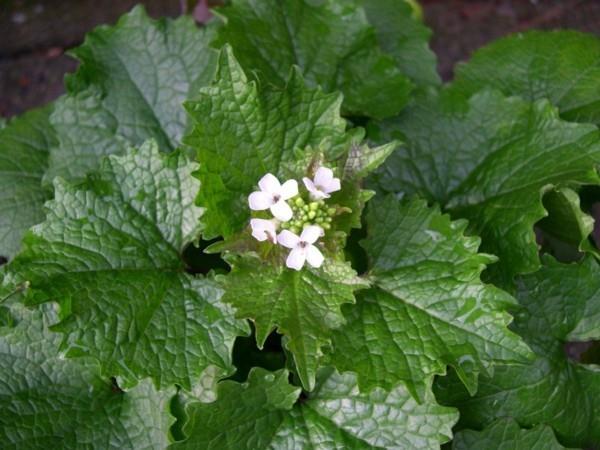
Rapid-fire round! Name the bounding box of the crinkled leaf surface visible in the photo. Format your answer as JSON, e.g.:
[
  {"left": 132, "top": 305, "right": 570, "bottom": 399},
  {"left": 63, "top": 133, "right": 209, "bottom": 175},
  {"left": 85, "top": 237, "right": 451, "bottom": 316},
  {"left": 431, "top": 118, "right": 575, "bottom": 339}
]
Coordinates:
[
  {"left": 3, "top": 141, "right": 247, "bottom": 391},
  {"left": 453, "top": 30, "right": 600, "bottom": 125},
  {"left": 328, "top": 196, "right": 532, "bottom": 399},
  {"left": 47, "top": 5, "right": 218, "bottom": 182},
  {"left": 453, "top": 419, "right": 569, "bottom": 450},
  {"left": 371, "top": 88, "right": 600, "bottom": 284},
  {"left": 185, "top": 46, "right": 356, "bottom": 239},
  {"left": 0, "top": 106, "right": 55, "bottom": 259},
  {"left": 359, "top": 0, "right": 440, "bottom": 86},
  {"left": 0, "top": 302, "right": 174, "bottom": 449},
  {"left": 173, "top": 367, "right": 457, "bottom": 449},
  {"left": 212, "top": 0, "right": 412, "bottom": 119},
  {"left": 435, "top": 256, "right": 600, "bottom": 447},
  {"left": 222, "top": 254, "right": 366, "bottom": 391}
]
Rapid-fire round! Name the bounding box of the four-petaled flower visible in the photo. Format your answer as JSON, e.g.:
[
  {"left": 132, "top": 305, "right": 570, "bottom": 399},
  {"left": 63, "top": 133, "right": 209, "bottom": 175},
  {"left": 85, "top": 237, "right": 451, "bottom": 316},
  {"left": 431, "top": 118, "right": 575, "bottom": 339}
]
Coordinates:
[
  {"left": 250, "top": 218, "right": 278, "bottom": 244},
  {"left": 303, "top": 167, "right": 341, "bottom": 200},
  {"left": 248, "top": 173, "right": 298, "bottom": 221},
  {"left": 277, "top": 225, "right": 325, "bottom": 270}
]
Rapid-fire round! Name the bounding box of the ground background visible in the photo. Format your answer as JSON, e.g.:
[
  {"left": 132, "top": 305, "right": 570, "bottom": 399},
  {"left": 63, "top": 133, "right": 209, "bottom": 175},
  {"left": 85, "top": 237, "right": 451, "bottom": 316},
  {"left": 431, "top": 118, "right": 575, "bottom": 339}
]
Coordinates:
[{"left": 1, "top": 0, "right": 599, "bottom": 118}]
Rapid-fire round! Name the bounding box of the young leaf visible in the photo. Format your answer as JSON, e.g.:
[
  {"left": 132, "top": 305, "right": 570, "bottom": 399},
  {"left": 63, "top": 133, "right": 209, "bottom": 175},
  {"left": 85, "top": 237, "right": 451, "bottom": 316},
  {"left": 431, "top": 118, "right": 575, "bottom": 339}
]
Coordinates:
[
  {"left": 435, "top": 256, "right": 600, "bottom": 448},
  {"left": 46, "top": 5, "right": 218, "bottom": 182},
  {"left": 371, "top": 88, "right": 600, "bottom": 285},
  {"left": 173, "top": 367, "right": 458, "bottom": 449},
  {"left": 212, "top": 0, "right": 413, "bottom": 119},
  {"left": 0, "top": 302, "right": 174, "bottom": 449},
  {"left": 453, "top": 419, "right": 569, "bottom": 450},
  {"left": 453, "top": 30, "right": 600, "bottom": 125},
  {"left": 184, "top": 46, "right": 353, "bottom": 239},
  {"left": 328, "top": 196, "right": 532, "bottom": 399},
  {"left": 221, "top": 254, "right": 366, "bottom": 391},
  {"left": 359, "top": 0, "right": 440, "bottom": 86},
  {"left": 0, "top": 105, "right": 55, "bottom": 259},
  {"left": 3, "top": 141, "right": 248, "bottom": 392}
]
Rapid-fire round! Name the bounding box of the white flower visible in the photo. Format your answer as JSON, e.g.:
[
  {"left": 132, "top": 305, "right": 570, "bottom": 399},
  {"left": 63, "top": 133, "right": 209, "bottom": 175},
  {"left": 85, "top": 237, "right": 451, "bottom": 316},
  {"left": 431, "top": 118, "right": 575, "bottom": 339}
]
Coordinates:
[
  {"left": 302, "top": 167, "right": 341, "bottom": 200},
  {"left": 248, "top": 173, "right": 298, "bottom": 221},
  {"left": 277, "top": 225, "right": 325, "bottom": 270},
  {"left": 250, "top": 218, "right": 278, "bottom": 244}
]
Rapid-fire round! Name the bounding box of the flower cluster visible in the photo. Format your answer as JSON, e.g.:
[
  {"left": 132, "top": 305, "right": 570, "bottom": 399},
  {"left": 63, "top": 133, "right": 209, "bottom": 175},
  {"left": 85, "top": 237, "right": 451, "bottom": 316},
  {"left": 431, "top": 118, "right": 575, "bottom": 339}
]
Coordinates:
[{"left": 247, "top": 167, "right": 341, "bottom": 270}]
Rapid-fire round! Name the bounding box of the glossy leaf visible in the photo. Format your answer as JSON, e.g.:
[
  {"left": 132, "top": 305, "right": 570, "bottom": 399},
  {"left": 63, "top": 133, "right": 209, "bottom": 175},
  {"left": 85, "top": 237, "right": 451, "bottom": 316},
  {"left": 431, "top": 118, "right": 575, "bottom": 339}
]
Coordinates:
[
  {"left": 453, "top": 419, "right": 569, "bottom": 450},
  {"left": 46, "top": 5, "right": 218, "bottom": 182},
  {"left": 328, "top": 196, "right": 532, "bottom": 399},
  {"left": 371, "top": 88, "right": 600, "bottom": 284},
  {"left": 0, "top": 302, "right": 174, "bottom": 449},
  {"left": 173, "top": 367, "right": 457, "bottom": 449},
  {"left": 222, "top": 254, "right": 366, "bottom": 391},
  {"left": 0, "top": 106, "right": 55, "bottom": 258},
  {"left": 212, "top": 0, "right": 413, "bottom": 119},
  {"left": 435, "top": 256, "right": 600, "bottom": 448},
  {"left": 3, "top": 141, "right": 248, "bottom": 392},
  {"left": 453, "top": 30, "right": 600, "bottom": 125}
]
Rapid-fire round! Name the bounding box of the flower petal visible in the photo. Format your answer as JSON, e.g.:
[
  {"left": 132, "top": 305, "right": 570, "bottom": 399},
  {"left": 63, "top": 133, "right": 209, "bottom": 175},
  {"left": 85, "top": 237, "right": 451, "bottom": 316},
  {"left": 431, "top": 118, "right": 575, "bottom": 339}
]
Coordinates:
[
  {"left": 270, "top": 200, "right": 293, "bottom": 221},
  {"left": 286, "top": 247, "right": 306, "bottom": 270},
  {"left": 250, "top": 218, "right": 277, "bottom": 243},
  {"left": 280, "top": 179, "right": 298, "bottom": 200},
  {"left": 306, "top": 245, "right": 324, "bottom": 268},
  {"left": 315, "top": 167, "right": 334, "bottom": 187},
  {"left": 277, "top": 230, "right": 300, "bottom": 248},
  {"left": 300, "top": 225, "right": 324, "bottom": 244},
  {"left": 258, "top": 173, "right": 281, "bottom": 194},
  {"left": 303, "top": 177, "right": 318, "bottom": 194},
  {"left": 324, "top": 177, "right": 341, "bottom": 194},
  {"left": 248, "top": 191, "right": 272, "bottom": 210}
]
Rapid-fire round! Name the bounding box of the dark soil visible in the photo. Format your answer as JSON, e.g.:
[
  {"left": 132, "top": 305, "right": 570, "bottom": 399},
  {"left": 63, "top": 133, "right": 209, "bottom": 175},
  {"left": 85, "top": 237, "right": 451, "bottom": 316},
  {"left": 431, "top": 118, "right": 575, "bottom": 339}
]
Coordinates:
[{"left": 3, "top": 0, "right": 600, "bottom": 118}]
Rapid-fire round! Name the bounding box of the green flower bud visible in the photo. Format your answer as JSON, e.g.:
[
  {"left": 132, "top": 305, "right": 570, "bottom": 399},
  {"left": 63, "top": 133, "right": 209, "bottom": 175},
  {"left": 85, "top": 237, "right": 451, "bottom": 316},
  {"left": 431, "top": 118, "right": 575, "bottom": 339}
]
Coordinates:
[
  {"left": 315, "top": 216, "right": 324, "bottom": 224},
  {"left": 309, "top": 202, "right": 319, "bottom": 211},
  {"left": 295, "top": 197, "right": 305, "bottom": 207},
  {"left": 302, "top": 205, "right": 310, "bottom": 212},
  {"left": 308, "top": 211, "right": 316, "bottom": 220},
  {"left": 322, "top": 223, "right": 331, "bottom": 230},
  {"left": 325, "top": 217, "right": 332, "bottom": 223},
  {"left": 327, "top": 207, "right": 336, "bottom": 216},
  {"left": 290, "top": 226, "right": 300, "bottom": 234}
]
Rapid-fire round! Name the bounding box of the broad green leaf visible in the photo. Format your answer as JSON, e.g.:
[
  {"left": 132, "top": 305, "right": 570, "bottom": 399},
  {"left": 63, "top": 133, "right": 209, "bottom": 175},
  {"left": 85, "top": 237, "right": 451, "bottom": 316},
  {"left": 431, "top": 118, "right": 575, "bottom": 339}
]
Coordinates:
[
  {"left": 212, "top": 0, "right": 413, "bottom": 119},
  {"left": 359, "top": 0, "right": 440, "bottom": 86},
  {"left": 221, "top": 254, "right": 366, "bottom": 391},
  {"left": 184, "top": 46, "right": 357, "bottom": 239},
  {"left": 46, "top": 5, "right": 218, "bottom": 182},
  {"left": 537, "top": 187, "right": 599, "bottom": 259},
  {"left": 3, "top": 141, "right": 248, "bottom": 392},
  {"left": 173, "top": 367, "right": 458, "bottom": 449},
  {"left": 453, "top": 30, "right": 600, "bottom": 125},
  {"left": 453, "top": 419, "right": 569, "bottom": 450},
  {"left": 371, "top": 88, "right": 600, "bottom": 284},
  {"left": 435, "top": 256, "right": 600, "bottom": 448},
  {"left": 0, "top": 106, "right": 55, "bottom": 258},
  {"left": 328, "top": 196, "right": 532, "bottom": 399},
  {"left": 0, "top": 302, "right": 174, "bottom": 449}
]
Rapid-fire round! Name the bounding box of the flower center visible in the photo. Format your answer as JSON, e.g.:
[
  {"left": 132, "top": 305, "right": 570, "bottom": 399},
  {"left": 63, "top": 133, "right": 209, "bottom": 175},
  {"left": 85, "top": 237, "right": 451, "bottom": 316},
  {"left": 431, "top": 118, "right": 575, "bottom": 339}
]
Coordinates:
[
  {"left": 272, "top": 194, "right": 281, "bottom": 202},
  {"left": 299, "top": 241, "right": 308, "bottom": 248}
]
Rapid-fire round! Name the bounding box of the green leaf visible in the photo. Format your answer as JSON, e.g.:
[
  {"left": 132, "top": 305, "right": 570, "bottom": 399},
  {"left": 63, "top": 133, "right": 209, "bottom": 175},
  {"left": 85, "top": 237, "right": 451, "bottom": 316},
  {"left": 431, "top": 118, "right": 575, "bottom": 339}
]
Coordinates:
[
  {"left": 184, "top": 46, "right": 355, "bottom": 239},
  {"left": 453, "top": 30, "right": 600, "bottom": 125},
  {"left": 537, "top": 187, "right": 599, "bottom": 258},
  {"left": 4, "top": 141, "right": 248, "bottom": 392},
  {"left": 453, "top": 419, "right": 570, "bottom": 450},
  {"left": 0, "top": 302, "right": 174, "bottom": 449},
  {"left": 0, "top": 106, "right": 55, "bottom": 258},
  {"left": 371, "top": 88, "right": 600, "bottom": 284},
  {"left": 173, "top": 367, "right": 458, "bottom": 449},
  {"left": 328, "top": 196, "right": 532, "bottom": 399},
  {"left": 212, "top": 0, "right": 413, "bottom": 119},
  {"left": 360, "top": 0, "right": 440, "bottom": 86},
  {"left": 46, "top": 5, "right": 218, "bottom": 182},
  {"left": 221, "top": 254, "right": 366, "bottom": 391},
  {"left": 435, "top": 256, "right": 600, "bottom": 448}
]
